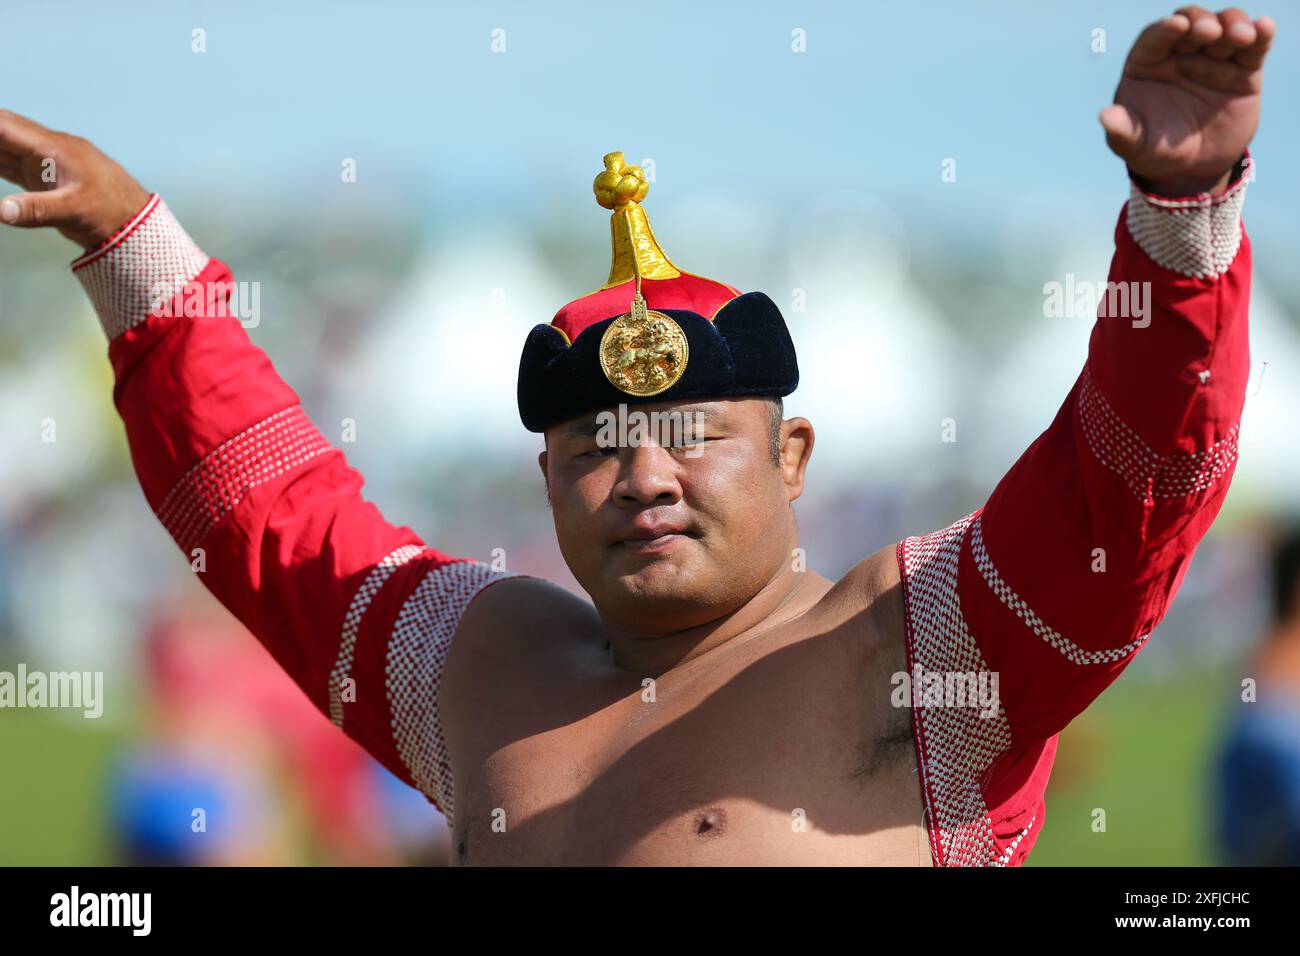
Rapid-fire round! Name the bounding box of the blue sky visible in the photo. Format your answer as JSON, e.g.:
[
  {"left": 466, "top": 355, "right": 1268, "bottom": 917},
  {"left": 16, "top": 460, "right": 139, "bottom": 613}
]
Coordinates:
[{"left": 5, "top": 0, "right": 1296, "bottom": 232}]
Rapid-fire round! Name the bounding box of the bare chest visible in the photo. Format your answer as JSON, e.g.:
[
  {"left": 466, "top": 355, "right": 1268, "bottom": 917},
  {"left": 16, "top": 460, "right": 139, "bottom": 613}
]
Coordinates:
[{"left": 445, "top": 613, "right": 930, "bottom": 866}]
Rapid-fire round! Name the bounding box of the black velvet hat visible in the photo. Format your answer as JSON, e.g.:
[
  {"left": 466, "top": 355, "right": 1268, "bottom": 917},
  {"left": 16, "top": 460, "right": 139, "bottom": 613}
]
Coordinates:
[{"left": 517, "top": 152, "right": 799, "bottom": 433}]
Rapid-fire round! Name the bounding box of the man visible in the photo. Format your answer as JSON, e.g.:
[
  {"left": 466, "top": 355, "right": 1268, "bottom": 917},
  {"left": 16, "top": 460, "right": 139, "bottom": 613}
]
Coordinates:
[{"left": 0, "top": 6, "right": 1272, "bottom": 865}]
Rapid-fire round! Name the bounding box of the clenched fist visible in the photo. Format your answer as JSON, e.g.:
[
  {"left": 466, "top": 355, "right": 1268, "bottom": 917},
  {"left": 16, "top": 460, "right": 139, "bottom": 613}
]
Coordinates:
[{"left": 0, "top": 110, "right": 150, "bottom": 250}]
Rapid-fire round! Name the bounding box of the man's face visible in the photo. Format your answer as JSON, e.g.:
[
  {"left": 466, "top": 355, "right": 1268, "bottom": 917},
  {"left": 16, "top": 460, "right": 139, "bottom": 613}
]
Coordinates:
[{"left": 541, "top": 398, "right": 813, "bottom": 634}]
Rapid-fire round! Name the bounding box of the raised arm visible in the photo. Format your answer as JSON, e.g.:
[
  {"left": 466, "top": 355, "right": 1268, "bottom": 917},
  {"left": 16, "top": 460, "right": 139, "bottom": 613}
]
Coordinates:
[
  {"left": 897, "top": 8, "right": 1273, "bottom": 866},
  {"left": 0, "top": 111, "right": 522, "bottom": 825}
]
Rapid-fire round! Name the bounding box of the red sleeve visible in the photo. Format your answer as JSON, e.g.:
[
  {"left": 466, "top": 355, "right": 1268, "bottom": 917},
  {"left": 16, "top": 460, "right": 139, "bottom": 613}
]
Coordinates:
[
  {"left": 898, "top": 164, "right": 1251, "bottom": 866},
  {"left": 75, "top": 195, "right": 518, "bottom": 825}
]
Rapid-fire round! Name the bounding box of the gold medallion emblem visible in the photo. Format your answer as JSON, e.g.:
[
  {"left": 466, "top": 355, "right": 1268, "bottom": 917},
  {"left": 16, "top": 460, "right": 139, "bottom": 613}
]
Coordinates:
[{"left": 598, "top": 293, "right": 689, "bottom": 396}]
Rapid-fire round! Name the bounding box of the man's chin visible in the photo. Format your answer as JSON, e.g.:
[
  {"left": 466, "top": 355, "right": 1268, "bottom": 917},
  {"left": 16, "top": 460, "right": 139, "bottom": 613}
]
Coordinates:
[
  {"left": 599, "top": 547, "right": 715, "bottom": 616},
  {"left": 611, "top": 550, "right": 695, "bottom": 595},
  {"left": 598, "top": 587, "right": 723, "bottom": 636}
]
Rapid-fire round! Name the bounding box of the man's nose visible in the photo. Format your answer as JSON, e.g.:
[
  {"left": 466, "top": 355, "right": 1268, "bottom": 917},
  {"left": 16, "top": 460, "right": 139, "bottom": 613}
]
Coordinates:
[{"left": 613, "top": 444, "right": 682, "bottom": 507}]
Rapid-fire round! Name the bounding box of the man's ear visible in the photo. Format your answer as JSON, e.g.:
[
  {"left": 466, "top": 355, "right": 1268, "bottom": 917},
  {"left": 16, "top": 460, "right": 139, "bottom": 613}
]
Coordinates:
[
  {"left": 779, "top": 417, "right": 814, "bottom": 502},
  {"left": 538, "top": 448, "right": 551, "bottom": 503}
]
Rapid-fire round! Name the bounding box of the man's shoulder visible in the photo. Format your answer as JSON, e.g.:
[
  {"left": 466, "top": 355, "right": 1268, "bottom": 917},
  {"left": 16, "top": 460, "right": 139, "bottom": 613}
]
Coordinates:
[
  {"left": 453, "top": 574, "right": 602, "bottom": 660},
  {"left": 438, "top": 574, "right": 601, "bottom": 726},
  {"left": 828, "top": 541, "right": 905, "bottom": 640}
]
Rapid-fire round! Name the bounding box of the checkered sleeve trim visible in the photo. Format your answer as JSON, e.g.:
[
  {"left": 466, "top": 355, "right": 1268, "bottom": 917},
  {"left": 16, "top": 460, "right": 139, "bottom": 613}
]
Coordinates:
[
  {"left": 991, "top": 814, "right": 1035, "bottom": 867},
  {"left": 970, "top": 514, "right": 1148, "bottom": 666},
  {"left": 1125, "top": 173, "right": 1247, "bottom": 280},
  {"left": 71, "top": 195, "right": 211, "bottom": 340},
  {"left": 155, "top": 406, "right": 335, "bottom": 554},
  {"left": 899, "top": 513, "right": 1014, "bottom": 867},
  {"left": 1077, "top": 366, "right": 1239, "bottom": 504},
  {"left": 386, "top": 560, "right": 517, "bottom": 823},
  {"left": 329, "top": 544, "right": 426, "bottom": 727}
]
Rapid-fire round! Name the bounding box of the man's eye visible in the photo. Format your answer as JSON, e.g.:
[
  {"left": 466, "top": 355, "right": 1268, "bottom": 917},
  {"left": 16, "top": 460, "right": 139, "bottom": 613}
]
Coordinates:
[{"left": 579, "top": 446, "right": 618, "bottom": 459}]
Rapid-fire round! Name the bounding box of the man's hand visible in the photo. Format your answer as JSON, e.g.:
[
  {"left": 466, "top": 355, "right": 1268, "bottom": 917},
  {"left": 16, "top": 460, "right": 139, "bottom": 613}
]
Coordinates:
[
  {"left": 0, "top": 110, "right": 150, "bottom": 250},
  {"left": 1102, "top": 6, "right": 1275, "bottom": 196}
]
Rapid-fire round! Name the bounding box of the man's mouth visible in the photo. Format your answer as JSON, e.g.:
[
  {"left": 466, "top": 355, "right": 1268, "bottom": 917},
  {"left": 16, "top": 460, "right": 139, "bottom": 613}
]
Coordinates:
[
  {"left": 612, "top": 521, "right": 694, "bottom": 555},
  {"left": 615, "top": 532, "right": 689, "bottom": 555}
]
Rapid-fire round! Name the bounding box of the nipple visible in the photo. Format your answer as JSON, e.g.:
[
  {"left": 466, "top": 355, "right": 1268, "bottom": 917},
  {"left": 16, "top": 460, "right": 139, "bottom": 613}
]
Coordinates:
[{"left": 693, "top": 806, "right": 727, "bottom": 838}]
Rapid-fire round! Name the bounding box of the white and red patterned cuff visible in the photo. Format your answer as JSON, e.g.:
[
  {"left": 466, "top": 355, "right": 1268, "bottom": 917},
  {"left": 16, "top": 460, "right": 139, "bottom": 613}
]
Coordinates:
[
  {"left": 70, "top": 194, "right": 210, "bottom": 340},
  {"left": 1125, "top": 165, "right": 1249, "bottom": 280}
]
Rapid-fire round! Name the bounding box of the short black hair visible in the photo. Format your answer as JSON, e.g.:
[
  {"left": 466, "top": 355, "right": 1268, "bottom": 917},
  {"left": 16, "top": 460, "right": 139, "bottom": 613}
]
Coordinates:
[{"left": 767, "top": 396, "right": 785, "bottom": 465}]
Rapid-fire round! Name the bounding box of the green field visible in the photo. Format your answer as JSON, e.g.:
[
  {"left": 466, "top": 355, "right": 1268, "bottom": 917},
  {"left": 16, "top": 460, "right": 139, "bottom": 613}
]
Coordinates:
[
  {"left": 0, "top": 668, "right": 1232, "bottom": 866},
  {"left": 0, "top": 708, "right": 130, "bottom": 865},
  {"left": 1029, "top": 668, "right": 1230, "bottom": 866}
]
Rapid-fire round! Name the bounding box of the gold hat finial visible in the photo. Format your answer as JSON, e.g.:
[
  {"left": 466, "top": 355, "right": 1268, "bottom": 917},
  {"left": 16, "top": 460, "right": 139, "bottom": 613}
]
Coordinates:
[{"left": 592, "top": 151, "right": 681, "bottom": 289}]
